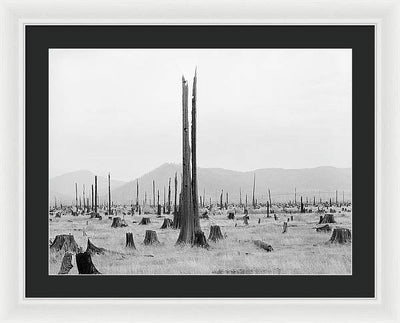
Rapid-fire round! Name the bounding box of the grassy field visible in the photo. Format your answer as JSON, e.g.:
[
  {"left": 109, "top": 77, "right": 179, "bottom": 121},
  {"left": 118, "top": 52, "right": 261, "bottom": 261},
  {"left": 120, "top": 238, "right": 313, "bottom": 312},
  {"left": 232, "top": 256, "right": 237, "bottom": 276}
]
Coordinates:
[{"left": 49, "top": 208, "right": 352, "bottom": 275}]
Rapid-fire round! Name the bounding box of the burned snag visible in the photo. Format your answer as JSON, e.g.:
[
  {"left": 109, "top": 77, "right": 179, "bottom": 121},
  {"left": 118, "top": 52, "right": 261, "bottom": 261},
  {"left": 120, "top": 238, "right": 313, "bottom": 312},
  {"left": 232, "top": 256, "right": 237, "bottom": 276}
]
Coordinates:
[{"left": 76, "top": 252, "right": 101, "bottom": 274}]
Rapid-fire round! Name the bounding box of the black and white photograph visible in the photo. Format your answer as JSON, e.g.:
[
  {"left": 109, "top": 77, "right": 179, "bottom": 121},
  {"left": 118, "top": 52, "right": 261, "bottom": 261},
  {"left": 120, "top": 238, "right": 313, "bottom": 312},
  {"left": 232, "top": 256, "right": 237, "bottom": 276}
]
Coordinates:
[{"left": 48, "top": 48, "right": 352, "bottom": 276}]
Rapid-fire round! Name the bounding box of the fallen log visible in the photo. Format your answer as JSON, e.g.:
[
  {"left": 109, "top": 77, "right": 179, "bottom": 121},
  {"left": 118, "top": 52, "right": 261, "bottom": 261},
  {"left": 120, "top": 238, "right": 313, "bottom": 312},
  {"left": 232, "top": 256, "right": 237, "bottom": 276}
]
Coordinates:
[{"left": 253, "top": 240, "right": 273, "bottom": 252}]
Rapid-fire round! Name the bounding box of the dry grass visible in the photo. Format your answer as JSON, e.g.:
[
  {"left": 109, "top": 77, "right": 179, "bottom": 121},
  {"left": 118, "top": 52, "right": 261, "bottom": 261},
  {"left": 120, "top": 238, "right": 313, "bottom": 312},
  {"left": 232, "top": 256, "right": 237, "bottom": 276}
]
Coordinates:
[{"left": 49, "top": 209, "right": 351, "bottom": 275}]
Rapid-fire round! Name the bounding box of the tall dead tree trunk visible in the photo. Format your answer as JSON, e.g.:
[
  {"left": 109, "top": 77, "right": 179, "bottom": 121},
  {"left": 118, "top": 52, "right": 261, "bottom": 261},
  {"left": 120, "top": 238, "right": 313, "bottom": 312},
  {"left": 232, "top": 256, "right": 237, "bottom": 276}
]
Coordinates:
[
  {"left": 173, "top": 172, "right": 180, "bottom": 228},
  {"left": 177, "top": 76, "right": 195, "bottom": 244},
  {"left": 268, "top": 188, "right": 272, "bottom": 207},
  {"left": 191, "top": 70, "right": 202, "bottom": 236},
  {"left": 83, "top": 184, "right": 86, "bottom": 211},
  {"left": 239, "top": 187, "right": 242, "bottom": 206},
  {"left": 252, "top": 173, "right": 256, "bottom": 208},
  {"left": 220, "top": 190, "right": 223, "bottom": 209},
  {"left": 94, "top": 175, "right": 98, "bottom": 214},
  {"left": 136, "top": 179, "right": 139, "bottom": 211},
  {"left": 153, "top": 180, "right": 156, "bottom": 207},
  {"left": 75, "top": 182, "right": 78, "bottom": 212},
  {"left": 108, "top": 173, "right": 111, "bottom": 216},
  {"left": 91, "top": 184, "right": 94, "bottom": 211},
  {"left": 168, "top": 178, "right": 171, "bottom": 214}
]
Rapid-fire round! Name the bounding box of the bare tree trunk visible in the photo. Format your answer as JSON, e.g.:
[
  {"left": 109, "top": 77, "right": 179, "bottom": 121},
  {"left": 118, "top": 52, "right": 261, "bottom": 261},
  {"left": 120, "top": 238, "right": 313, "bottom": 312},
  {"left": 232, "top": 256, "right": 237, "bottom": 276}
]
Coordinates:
[
  {"left": 168, "top": 177, "right": 171, "bottom": 214},
  {"left": 94, "top": 176, "right": 98, "bottom": 214},
  {"left": 220, "top": 190, "right": 223, "bottom": 209},
  {"left": 252, "top": 173, "right": 256, "bottom": 208},
  {"left": 91, "top": 184, "right": 94, "bottom": 211},
  {"left": 108, "top": 173, "right": 111, "bottom": 216},
  {"left": 268, "top": 188, "right": 272, "bottom": 207},
  {"left": 191, "top": 69, "right": 201, "bottom": 234},
  {"left": 153, "top": 180, "right": 155, "bottom": 207},
  {"left": 177, "top": 76, "right": 195, "bottom": 244},
  {"left": 239, "top": 187, "right": 242, "bottom": 206},
  {"left": 75, "top": 182, "right": 78, "bottom": 212}
]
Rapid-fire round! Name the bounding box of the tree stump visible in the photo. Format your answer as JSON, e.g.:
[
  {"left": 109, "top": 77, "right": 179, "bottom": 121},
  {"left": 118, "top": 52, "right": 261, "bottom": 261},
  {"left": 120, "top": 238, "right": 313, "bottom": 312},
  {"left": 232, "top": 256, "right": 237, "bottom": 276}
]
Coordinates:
[
  {"left": 274, "top": 214, "right": 277, "bottom": 221},
  {"left": 193, "top": 231, "right": 209, "bottom": 248},
  {"left": 160, "top": 218, "right": 173, "bottom": 229},
  {"left": 111, "top": 217, "right": 128, "bottom": 228},
  {"left": 253, "top": 240, "right": 273, "bottom": 252},
  {"left": 157, "top": 204, "right": 162, "bottom": 215},
  {"left": 139, "top": 217, "right": 151, "bottom": 225},
  {"left": 58, "top": 252, "right": 73, "bottom": 274},
  {"left": 258, "top": 218, "right": 261, "bottom": 224},
  {"left": 86, "top": 238, "right": 107, "bottom": 255},
  {"left": 316, "top": 224, "right": 331, "bottom": 232},
  {"left": 208, "top": 225, "right": 224, "bottom": 242},
  {"left": 125, "top": 232, "right": 136, "bottom": 249},
  {"left": 290, "top": 215, "right": 294, "bottom": 221},
  {"left": 200, "top": 210, "right": 209, "bottom": 219},
  {"left": 320, "top": 214, "right": 336, "bottom": 224},
  {"left": 282, "top": 221, "right": 288, "bottom": 233},
  {"left": 329, "top": 228, "right": 351, "bottom": 243},
  {"left": 50, "top": 234, "right": 80, "bottom": 253},
  {"left": 76, "top": 252, "right": 101, "bottom": 274},
  {"left": 243, "top": 215, "right": 249, "bottom": 225},
  {"left": 227, "top": 211, "right": 235, "bottom": 220},
  {"left": 143, "top": 230, "right": 160, "bottom": 245}
]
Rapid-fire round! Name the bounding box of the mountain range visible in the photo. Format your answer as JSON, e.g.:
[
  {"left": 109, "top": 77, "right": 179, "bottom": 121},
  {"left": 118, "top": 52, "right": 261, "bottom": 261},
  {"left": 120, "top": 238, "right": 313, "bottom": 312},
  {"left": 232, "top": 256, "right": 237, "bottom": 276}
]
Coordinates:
[{"left": 50, "top": 164, "right": 351, "bottom": 205}]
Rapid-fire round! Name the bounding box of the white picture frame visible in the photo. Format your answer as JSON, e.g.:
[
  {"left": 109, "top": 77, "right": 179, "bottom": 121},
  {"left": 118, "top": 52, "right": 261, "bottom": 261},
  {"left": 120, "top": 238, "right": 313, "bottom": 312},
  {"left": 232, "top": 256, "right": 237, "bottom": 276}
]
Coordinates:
[{"left": 0, "top": 0, "right": 398, "bottom": 321}]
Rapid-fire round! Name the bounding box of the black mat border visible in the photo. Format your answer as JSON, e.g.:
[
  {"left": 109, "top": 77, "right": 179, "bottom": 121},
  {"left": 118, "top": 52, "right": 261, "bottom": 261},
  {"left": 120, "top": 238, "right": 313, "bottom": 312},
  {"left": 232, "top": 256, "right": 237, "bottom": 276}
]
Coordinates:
[{"left": 25, "top": 25, "right": 375, "bottom": 298}]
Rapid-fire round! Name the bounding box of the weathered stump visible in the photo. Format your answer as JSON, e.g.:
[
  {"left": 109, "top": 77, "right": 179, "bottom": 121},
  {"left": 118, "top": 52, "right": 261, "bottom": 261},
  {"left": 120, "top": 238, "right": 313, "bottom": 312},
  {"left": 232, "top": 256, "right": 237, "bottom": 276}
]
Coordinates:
[
  {"left": 316, "top": 224, "right": 331, "bottom": 232},
  {"left": 193, "top": 231, "right": 209, "bottom": 248},
  {"left": 139, "top": 217, "right": 151, "bottom": 225},
  {"left": 253, "top": 240, "right": 273, "bottom": 252},
  {"left": 125, "top": 232, "right": 136, "bottom": 249},
  {"left": 86, "top": 238, "right": 107, "bottom": 255},
  {"left": 200, "top": 210, "right": 209, "bottom": 219},
  {"left": 243, "top": 215, "right": 249, "bottom": 225},
  {"left": 160, "top": 218, "right": 173, "bottom": 229},
  {"left": 111, "top": 216, "right": 128, "bottom": 228},
  {"left": 227, "top": 211, "right": 235, "bottom": 220},
  {"left": 282, "top": 221, "right": 288, "bottom": 233},
  {"left": 274, "top": 214, "right": 277, "bottom": 221},
  {"left": 320, "top": 214, "right": 336, "bottom": 224},
  {"left": 329, "top": 228, "right": 351, "bottom": 243},
  {"left": 143, "top": 230, "right": 160, "bottom": 245},
  {"left": 157, "top": 204, "right": 162, "bottom": 215},
  {"left": 76, "top": 252, "right": 100, "bottom": 274},
  {"left": 208, "top": 225, "right": 224, "bottom": 242},
  {"left": 290, "top": 215, "right": 294, "bottom": 221},
  {"left": 58, "top": 252, "right": 73, "bottom": 274},
  {"left": 258, "top": 218, "right": 261, "bottom": 224},
  {"left": 50, "top": 234, "right": 80, "bottom": 253}
]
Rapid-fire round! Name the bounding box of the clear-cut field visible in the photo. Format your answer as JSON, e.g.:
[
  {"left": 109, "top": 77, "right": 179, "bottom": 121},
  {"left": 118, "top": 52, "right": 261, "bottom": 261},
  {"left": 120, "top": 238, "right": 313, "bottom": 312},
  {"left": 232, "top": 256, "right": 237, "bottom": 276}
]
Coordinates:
[{"left": 49, "top": 209, "right": 352, "bottom": 275}]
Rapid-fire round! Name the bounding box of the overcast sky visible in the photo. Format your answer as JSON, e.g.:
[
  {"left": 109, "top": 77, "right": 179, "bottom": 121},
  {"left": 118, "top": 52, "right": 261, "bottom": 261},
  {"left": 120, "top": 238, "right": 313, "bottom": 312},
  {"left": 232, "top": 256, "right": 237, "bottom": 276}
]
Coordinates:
[{"left": 49, "top": 49, "right": 352, "bottom": 182}]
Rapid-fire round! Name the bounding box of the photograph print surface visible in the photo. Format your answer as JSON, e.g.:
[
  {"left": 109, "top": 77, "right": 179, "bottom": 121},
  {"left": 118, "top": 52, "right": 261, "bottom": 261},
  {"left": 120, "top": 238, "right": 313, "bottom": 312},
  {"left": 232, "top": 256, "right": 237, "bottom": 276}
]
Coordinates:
[{"left": 49, "top": 49, "right": 352, "bottom": 275}]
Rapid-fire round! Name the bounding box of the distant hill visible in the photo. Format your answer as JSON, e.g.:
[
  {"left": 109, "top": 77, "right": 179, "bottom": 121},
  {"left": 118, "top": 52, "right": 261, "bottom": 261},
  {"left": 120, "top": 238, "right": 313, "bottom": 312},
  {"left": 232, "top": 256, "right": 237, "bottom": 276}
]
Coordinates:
[
  {"left": 50, "top": 170, "right": 126, "bottom": 203},
  {"left": 110, "top": 163, "right": 351, "bottom": 204}
]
